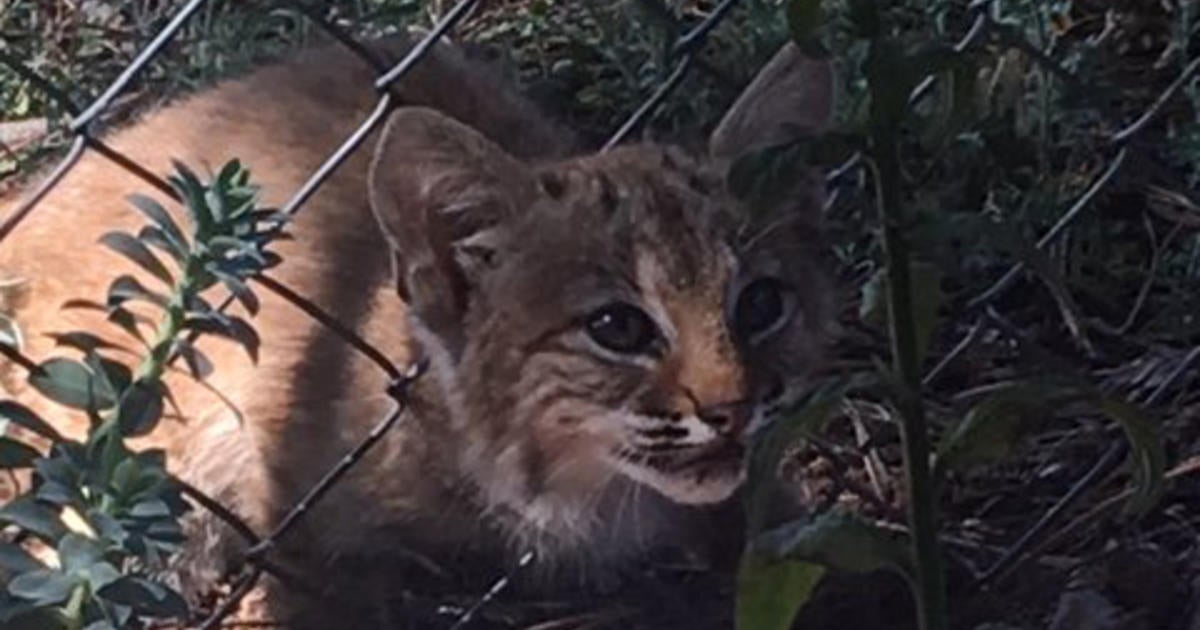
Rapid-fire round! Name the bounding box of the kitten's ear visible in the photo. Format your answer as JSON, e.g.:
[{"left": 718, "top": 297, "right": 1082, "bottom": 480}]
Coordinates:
[
  {"left": 709, "top": 42, "right": 835, "bottom": 161},
  {"left": 369, "top": 107, "right": 536, "bottom": 353}
]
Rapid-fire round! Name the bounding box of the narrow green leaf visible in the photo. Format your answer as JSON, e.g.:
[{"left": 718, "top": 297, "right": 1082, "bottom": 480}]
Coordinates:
[
  {"left": 1097, "top": 396, "right": 1165, "bottom": 516},
  {"left": 0, "top": 541, "right": 42, "bottom": 574},
  {"left": 57, "top": 533, "right": 104, "bottom": 574},
  {"left": 0, "top": 401, "right": 62, "bottom": 441},
  {"left": 213, "top": 270, "right": 259, "bottom": 315},
  {"left": 0, "top": 497, "right": 67, "bottom": 542},
  {"left": 137, "top": 225, "right": 188, "bottom": 264},
  {"left": 168, "top": 161, "right": 211, "bottom": 231},
  {"left": 48, "top": 332, "right": 124, "bottom": 355},
  {"left": 216, "top": 159, "right": 243, "bottom": 189},
  {"left": 935, "top": 382, "right": 1060, "bottom": 474},
  {"left": 107, "top": 274, "right": 170, "bottom": 310},
  {"left": 129, "top": 499, "right": 171, "bottom": 519},
  {"left": 29, "top": 357, "right": 116, "bottom": 410},
  {"left": 7, "top": 569, "right": 78, "bottom": 606},
  {"left": 175, "top": 340, "right": 213, "bottom": 380},
  {"left": 108, "top": 307, "right": 151, "bottom": 347},
  {"left": 751, "top": 510, "right": 914, "bottom": 578},
  {"left": 116, "top": 382, "right": 164, "bottom": 437},
  {"left": 99, "top": 575, "right": 189, "bottom": 618},
  {"left": 83, "top": 354, "right": 131, "bottom": 404},
  {"left": 745, "top": 378, "right": 854, "bottom": 535},
  {"left": 736, "top": 554, "right": 826, "bottom": 630},
  {"left": 127, "top": 194, "right": 187, "bottom": 253},
  {"left": 99, "top": 231, "right": 174, "bottom": 286},
  {"left": 80, "top": 561, "right": 121, "bottom": 593},
  {"left": 182, "top": 315, "right": 259, "bottom": 362}
]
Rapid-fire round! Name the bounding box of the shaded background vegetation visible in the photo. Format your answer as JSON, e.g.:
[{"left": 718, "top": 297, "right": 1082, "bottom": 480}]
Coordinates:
[{"left": 1, "top": 0, "right": 1199, "bottom": 628}]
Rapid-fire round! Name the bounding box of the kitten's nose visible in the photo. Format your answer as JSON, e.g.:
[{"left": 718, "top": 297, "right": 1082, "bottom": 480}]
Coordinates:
[{"left": 697, "top": 401, "right": 752, "bottom": 436}]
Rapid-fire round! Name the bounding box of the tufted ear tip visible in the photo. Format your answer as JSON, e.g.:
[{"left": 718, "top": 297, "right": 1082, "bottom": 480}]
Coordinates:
[{"left": 709, "top": 42, "right": 836, "bottom": 163}]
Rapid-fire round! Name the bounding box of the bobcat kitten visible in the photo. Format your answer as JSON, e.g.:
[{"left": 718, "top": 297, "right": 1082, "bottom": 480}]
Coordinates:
[{"left": 0, "top": 33, "right": 834, "bottom": 621}]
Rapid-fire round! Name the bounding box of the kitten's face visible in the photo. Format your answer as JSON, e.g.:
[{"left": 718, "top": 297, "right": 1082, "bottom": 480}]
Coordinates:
[
  {"left": 368, "top": 42, "right": 834, "bottom": 513},
  {"left": 456, "top": 147, "right": 829, "bottom": 505}
]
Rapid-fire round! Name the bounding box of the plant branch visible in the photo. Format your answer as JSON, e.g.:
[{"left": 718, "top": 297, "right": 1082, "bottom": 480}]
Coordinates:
[{"left": 869, "top": 130, "right": 947, "bottom": 629}]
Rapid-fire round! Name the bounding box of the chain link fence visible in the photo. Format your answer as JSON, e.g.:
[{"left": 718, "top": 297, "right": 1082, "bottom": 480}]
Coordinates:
[{"left": 0, "top": 0, "right": 744, "bottom": 625}]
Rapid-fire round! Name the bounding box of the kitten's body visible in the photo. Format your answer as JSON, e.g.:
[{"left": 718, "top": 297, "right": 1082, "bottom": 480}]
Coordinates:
[{"left": 0, "top": 32, "right": 832, "bottom": 625}]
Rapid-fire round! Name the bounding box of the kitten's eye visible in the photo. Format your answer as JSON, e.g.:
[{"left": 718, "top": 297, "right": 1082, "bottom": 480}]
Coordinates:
[
  {"left": 586, "top": 303, "right": 658, "bottom": 354},
  {"left": 734, "top": 278, "right": 790, "bottom": 339}
]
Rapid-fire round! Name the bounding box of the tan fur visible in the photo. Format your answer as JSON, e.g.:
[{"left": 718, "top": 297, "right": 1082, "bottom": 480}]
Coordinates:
[{"left": 0, "top": 35, "right": 834, "bottom": 624}]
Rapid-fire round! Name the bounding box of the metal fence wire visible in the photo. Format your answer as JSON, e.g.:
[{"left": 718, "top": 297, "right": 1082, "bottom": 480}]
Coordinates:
[{"left": 0, "top": 0, "right": 742, "bottom": 626}]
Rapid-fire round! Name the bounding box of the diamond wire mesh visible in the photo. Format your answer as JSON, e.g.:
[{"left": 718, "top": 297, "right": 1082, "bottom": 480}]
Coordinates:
[{"left": 0, "top": 0, "right": 743, "bottom": 624}]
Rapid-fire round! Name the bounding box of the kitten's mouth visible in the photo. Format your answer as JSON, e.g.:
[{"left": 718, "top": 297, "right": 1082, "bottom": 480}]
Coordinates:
[{"left": 614, "top": 439, "right": 747, "bottom": 505}]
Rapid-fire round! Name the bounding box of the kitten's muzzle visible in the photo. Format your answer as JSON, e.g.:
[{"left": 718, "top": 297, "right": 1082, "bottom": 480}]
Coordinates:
[{"left": 696, "top": 399, "right": 752, "bottom": 437}]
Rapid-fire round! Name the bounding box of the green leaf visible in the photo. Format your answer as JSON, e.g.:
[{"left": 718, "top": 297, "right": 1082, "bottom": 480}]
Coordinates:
[
  {"left": 745, "top": 378, "right": 856, "bottom": 535},
  {"left": 0, "top": 401, "right": 62, "bottom": 441},
  {"left": 936, "top": 382, "right": 1059, "bottom": 474},
  {"left": 1097, "top": 396, "right": 1165, "bottom": 516},
  {"left": 7, "top": 568, "right": 79, "bottom": 606},
  {"left": 48, "top": 332, "right": 124, "bottom": 355},
  {"left": 29, "top": 357, "right": 116, "bottom": 411},
  {"left": 58, "top": 301, "right": 152, "bottom": 346},
  {"left": 858, "top": 262, "right": 944, "bottom": 366},
  {"left": 182, "top": 315, "right": 259, "bottom": 362},
  {"left": 0, "top": 541, "right": 42, "bottom": 574},
  {"left": 129, "top": 499, "right": 171, "bottom": 519},
  {"left": 935, "top": 381, "right": 1165, "bottom": 515},
  {"left": 57, "top": 533, "right": 104, "bottom": 574},
  {"left": 0, "top": 497, "right": 67, "bottom": 542},
  {"left": 215, "top": 159, "right": 244, "bottom": 190},
  {"left": 106, "top": 274, "right": 170, "bottom": 310},
  {"left": 169, "top": 161, "right": 212, "bottom": 232},
  {"left": 213, "top": 270, "right": 259, "bottom": 315},
  {"left": 83, "top": 354, "right": 131, "bottom": 404},
  {"left": 127, "top": 194, "right": 187, "bottom": 255},
  {"left": 137, "top": 225, "right": 188, "bottom": 265},
  {"left": 0, "top": 437, "right": 40, "bottom": 468},
  {"left": 88, "top": 510, "right": 127, "bottom": 547},
  {"left": 736, "top": 554, "right": 826, "bottom": 630},
  {"left": 99, "top": 231, "right": 174, "bottom": 286},
  {"left": 99, "top": 575, "right": 189, "bottom": 618},
  {"left": 107, "top": 307, "right": 151, "bottom": 346},
  {"left": 116, "top": 382, "right": 164, "bottom": 437},
  {"left": 752, "top": 510, "right": 914, "bottom": 577},
  {"left": 79, "top": 561, "right": 121, "bottom": 593},
  {"left": 174, "top": 340, "right": 213, "bottom": 380}
]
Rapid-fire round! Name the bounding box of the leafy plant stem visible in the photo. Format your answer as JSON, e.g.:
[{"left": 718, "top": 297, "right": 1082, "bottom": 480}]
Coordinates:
[
  {"left": 137, "top": 257, "right": 199, "bottom": 384},
  {"left": 99, "top": 249, "right": 200, "bottom": 478},
  {"left": 870, "top": 128, "right": 948, "bottom": 630}
]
